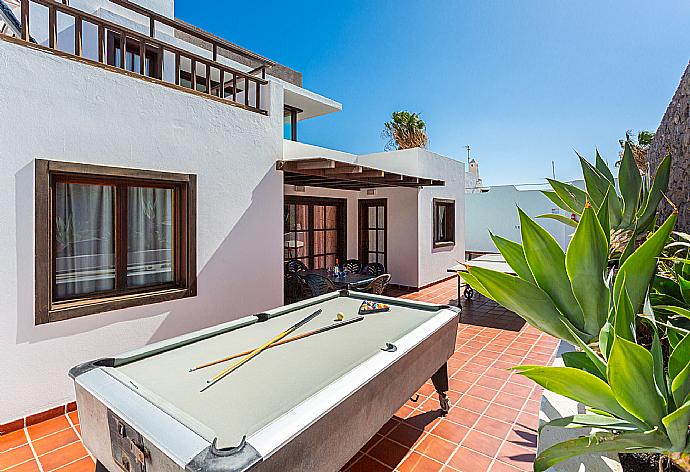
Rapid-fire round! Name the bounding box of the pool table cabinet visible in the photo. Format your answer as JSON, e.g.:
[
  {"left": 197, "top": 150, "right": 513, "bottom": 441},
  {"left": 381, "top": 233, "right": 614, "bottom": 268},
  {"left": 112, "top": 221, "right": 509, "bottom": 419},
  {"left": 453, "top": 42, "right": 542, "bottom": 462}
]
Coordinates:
[{"left": 71, "top": 291, "right": 460, "bottom": 471}]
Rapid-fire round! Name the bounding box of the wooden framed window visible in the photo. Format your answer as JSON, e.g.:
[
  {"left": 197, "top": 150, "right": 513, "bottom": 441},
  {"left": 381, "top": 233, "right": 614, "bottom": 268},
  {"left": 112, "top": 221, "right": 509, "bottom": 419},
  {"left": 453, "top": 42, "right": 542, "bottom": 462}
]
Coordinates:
[
  {"left": 35, "top": 160, "right": 197, "bottom": 324},
  {"left": 433, "top": 199, "right": 455, "bottom": 248}
]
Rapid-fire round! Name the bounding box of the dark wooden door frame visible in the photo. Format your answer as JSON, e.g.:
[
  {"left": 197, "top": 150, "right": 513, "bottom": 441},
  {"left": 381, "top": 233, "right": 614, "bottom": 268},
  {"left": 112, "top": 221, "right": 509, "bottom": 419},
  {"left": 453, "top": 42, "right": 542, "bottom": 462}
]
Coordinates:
[
  {"left": 284, "top": 196, "right": 347, "bottom": 268},
  {"left": 358, "top": 199, "right": 387, "bottom": 269}
]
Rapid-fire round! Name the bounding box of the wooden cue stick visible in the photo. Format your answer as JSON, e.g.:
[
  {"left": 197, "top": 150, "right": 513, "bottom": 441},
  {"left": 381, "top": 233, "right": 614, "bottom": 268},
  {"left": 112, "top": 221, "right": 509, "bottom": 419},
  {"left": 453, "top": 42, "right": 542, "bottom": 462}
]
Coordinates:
[
  {"left": 190, "top": 316, "right": 364, "bottom": 372},
  {"left": 200, "top": 309, "right": 322, "bottom": 392}
]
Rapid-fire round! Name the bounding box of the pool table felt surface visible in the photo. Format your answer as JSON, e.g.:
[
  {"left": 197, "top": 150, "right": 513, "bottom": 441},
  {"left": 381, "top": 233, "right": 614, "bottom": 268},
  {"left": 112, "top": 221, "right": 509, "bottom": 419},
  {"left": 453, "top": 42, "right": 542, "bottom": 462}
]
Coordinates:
[{"left": 112, "top": 296, "right": 443, "bottom": 448}]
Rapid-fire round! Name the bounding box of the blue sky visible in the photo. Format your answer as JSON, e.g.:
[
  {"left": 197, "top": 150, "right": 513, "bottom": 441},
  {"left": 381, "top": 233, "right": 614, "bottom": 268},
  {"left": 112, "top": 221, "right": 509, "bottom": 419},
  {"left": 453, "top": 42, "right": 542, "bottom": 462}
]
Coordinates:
[{"left": 176, "top": 1, "right": 689, "bottom": 185}]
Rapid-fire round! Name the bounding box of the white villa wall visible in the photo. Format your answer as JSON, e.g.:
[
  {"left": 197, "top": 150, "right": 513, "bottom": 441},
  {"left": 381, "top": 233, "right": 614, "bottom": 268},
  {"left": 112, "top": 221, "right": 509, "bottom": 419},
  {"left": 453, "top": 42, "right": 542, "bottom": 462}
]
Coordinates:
[
  {"left": 283, "top": 144, "right": 465, "bottom": 288},
  {"left": 465, "top": 184, "right": 578, "bottom": 252},
  {"left": 0, "top": 39, "right": 285, "bottom": 423}
]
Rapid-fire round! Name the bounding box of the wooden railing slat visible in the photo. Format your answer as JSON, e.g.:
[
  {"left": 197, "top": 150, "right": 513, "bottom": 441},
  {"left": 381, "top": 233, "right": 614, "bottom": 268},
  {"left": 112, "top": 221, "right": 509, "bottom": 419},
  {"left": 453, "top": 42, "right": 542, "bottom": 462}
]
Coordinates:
[{"left": 74, "top": 15, "right": 82, "bottom": 56}]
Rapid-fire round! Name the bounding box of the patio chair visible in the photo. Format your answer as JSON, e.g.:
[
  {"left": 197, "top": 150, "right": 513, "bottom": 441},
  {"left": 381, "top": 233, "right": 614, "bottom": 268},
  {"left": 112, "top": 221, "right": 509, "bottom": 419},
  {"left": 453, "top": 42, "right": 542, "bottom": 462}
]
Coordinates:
[
  {"left": 284, "top": 271, "right": 305, "bottom": 304},
  {"left": 302, "top": 274, "right": 337, "bottom": 297},
  {"left": 361, "top": 274, "right": 391, "bottom": 295},
  {"left": 285, "top": 259, "right": 308, "bottom": 273},
  {"left": 343, "top": 259, "right": 362, "bottom": 274},
  {"left": 363, "top": 262, "right": 386, "bottom": 276}
]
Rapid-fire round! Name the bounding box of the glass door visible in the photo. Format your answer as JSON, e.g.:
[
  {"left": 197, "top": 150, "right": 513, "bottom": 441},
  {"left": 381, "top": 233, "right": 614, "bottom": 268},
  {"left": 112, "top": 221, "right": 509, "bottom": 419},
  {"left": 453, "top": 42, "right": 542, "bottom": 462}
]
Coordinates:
[
  {"left": 358, "top": 199, "right": 387, "bottom": 268},
  {"left": 284, "top": 197, "right": 346, "bottom": 269}
]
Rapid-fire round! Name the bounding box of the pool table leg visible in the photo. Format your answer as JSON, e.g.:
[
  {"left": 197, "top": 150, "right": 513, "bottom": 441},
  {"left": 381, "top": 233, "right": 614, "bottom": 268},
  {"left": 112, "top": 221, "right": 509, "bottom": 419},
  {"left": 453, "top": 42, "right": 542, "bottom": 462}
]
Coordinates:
[
  {"left": 95, "top": 460, "right": 110, "bottom": 472},
  {"left": 431, "top": 363, "right": 451, "bottom": 415}
]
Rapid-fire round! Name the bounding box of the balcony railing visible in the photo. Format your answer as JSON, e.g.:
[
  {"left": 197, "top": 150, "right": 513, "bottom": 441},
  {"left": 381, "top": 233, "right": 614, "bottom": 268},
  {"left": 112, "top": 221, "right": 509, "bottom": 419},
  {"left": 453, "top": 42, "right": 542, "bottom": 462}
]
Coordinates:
[{"left": 15, "top": 0, "right": 270, "bottom": 114}]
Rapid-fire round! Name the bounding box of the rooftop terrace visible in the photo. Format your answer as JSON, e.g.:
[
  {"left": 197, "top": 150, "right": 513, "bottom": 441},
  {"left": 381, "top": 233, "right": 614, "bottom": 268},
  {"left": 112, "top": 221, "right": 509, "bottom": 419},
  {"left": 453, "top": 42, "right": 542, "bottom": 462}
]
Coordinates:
[{"left": 0, "top": 278, "right": 558, "bottom": 472}]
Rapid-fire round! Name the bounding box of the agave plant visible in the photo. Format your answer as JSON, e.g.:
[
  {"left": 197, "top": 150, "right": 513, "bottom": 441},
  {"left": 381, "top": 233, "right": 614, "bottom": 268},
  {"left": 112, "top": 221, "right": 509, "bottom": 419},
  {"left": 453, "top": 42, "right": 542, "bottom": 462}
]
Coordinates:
[
  {"left": 461, "top": 206, "right": 677, "bottom": 346},
  {"left": 651, "top": 232, "right": 690, "bottom": 341},
  {"left": 516, "top": 325, "right": 690, "bottom": 471},
  {"left": 539, "top": 142, "right": 671, "bottom": 261}
]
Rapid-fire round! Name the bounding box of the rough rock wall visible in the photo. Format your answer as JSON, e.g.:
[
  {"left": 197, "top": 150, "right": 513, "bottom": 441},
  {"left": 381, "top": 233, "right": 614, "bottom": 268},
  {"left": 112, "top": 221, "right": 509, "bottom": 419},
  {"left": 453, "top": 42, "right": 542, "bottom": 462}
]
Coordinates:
[{"left": 648, "top": 61, "right": 690, "bottom": 231}]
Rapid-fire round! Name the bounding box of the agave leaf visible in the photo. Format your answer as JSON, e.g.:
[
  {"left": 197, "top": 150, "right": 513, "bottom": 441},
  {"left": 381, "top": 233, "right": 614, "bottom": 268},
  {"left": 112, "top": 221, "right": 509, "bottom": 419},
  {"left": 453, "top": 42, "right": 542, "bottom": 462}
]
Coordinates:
[
  {"left": 562, "top": 322, "right": 608, "bottom": 378},
  {"left": 614, "top": 278, "right": 636, "bottom": 342},
  {"left": 540, "top": 414, "right": 638, "bottom": 432},
  {"left": 598, "top": 188, "right": 611, "bottom": 244},
  {"left": 614, "top": 213, "right": 678, "bottom": 315},
  {"left": 678, "top": 275, "right": 690, "bottom": 304},
  {"left": 519, "top": 208, "right": 585, "bottom": 331},
  {"left": 658, "top": 306, "right": 690, "bottom": 320},
  {"left": 547, "top": 179, "right": 587, "bottom": 215},
  {"left": 651, "top": 328, "right": 668, "bottom": 399},
  {"left": 669, "top": 333, "right": 690, "bottom": 381},
  {"left": 537, "top": 213, "right": 578, "bottom": 228},
  {"left": 595, "top": 150, "right": 616, "bottom": 185},
  {"left": 464, "top": 266, "right": 588, "bottom": 344},
  {"left": 619, "top": 141, "right": 643, "bottom": 228},
  {"left": 607, "top": 184, "right": 623, "bottom": 228},
  {"left": 653, "top": 275, "right": 684, "bottom": 302},
  {"left": 619, "top": 233, "right": 638, "bottom": 265},
  {"left": 636, "top": 154, "right": 671, "bottom": 232},
  {"left": 489, "top": 232, "right": 536, "bottom": 284},
  {"left": 513, "top": 365, "right": 643, "bottom": 428},
  {"left": 542, "top": 190, "right": 576, "bottom": 214},
  {"left": 662, "top": 398, "right": 690, "bottom": 452},
  {"left": 671, "top": 363, "right": 690, "bottom": 408},
  {"left": 562, "top": 351, "right": 606, "bottom": 381},
  {"left": 566, "top": 205, "right": 609, "bottom": 335},
  {"left": 600, "top": 321, "right": 614, "bottom": 360},
  {"left": 458, "top": 270, "right": 493, "bottom": 300},
  {"left": 608, "top": 337, "right": 667, "bottom": 429},
  {"left": 579, "top": 153, "right": 611, "bottom": 209},
  {"left": 534, "top": 430, "right": 670, "bottom": 472}
]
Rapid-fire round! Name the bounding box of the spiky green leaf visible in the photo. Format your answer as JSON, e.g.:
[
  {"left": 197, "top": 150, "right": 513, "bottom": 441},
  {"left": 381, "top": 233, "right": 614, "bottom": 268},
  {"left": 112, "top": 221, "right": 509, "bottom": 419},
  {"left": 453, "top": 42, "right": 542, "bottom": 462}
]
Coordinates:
[
  {"left": 489, "top": 233, "right": 536, "bottom": 284},
  {"left": 614, "top": 279, "right": 636, "bottom": 342},
  {"left": 595, "top": 150, "right": 616, "bottom": 185},
  {"left": 579, "top": 153, "right": 611, "bottom": 209},
  {"left": 669, "top": 333, "right": 690, "bottom": 382},
  {"left": 547, "top": 179, "right": 587, "bottom": 215},
  {"left": 608, "top": 337, "right": 667, "bottom": 429},
  {"left": 519, "top": 208, "right": 585, "bottom": 331},
  {"left": 542, "top": 190, "right": 575, "bottom": 214},
  {"left": 619, "top": 141, "right": 643, "bottom": 228},
  {"left": 662, "top": 398, "right": 690, "bottom": 452},
  {"left": 636, "top": 155, "right": 671, "bottom": 232},
  {"left": 537, "top": 213, "right": 578, "bottom": 228},
  {"left": 614, "top": 213, "right": 678, "bottom": 315},
  {"left": 540, "top": 414, "right": 637, "bottom": 432},
  {"left": 671, "top": 363, "right": 690, "bottom": 408},
  {"left": 566, "top": 205, "right": 609, "bottom": 335}
]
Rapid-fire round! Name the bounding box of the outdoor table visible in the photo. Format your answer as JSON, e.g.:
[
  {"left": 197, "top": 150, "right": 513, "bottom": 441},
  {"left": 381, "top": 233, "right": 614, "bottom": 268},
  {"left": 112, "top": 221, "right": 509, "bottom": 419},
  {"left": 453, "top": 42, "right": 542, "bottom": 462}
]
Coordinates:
[
  {"left": 447, "top": 253, "right": 516, "bottom": 300},
  {"left": 300, "top": 268, "right": 376, "bottom": 290}
]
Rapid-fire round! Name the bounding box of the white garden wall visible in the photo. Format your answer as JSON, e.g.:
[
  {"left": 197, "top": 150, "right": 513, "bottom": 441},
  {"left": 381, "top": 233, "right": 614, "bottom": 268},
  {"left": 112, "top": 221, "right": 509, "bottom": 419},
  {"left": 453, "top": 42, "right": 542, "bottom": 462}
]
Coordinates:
[{"left": 0, "top": 38, "right": 285, "bottom": 423}]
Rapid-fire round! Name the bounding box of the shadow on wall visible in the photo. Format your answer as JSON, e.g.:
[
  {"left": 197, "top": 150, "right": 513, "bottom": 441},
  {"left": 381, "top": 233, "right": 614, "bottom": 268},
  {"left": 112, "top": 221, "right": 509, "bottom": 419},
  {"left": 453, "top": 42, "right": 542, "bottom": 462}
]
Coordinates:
[{"left": 15, "top": 162, "right": 283, "bottom": 346}]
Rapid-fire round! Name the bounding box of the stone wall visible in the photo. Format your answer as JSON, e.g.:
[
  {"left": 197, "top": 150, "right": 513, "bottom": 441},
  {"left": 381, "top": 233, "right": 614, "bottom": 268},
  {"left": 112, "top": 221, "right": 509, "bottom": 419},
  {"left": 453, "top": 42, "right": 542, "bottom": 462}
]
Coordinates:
[{"left": 648, "top": 61, "right": 690, "bottom": 231}]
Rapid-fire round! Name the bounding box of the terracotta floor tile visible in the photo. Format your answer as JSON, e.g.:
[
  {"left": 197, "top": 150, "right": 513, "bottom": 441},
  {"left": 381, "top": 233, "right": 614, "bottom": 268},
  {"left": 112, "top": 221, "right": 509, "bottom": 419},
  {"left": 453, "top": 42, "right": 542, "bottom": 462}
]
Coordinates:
[
  {"left": 473, "top": 416, "right": 513, "bottom": 440},
  {"left": 456, "top": 396, "right": 489, "bottom": 414},
  {"left": 348, "top": 454, "right": 392, "bottom": 472},
  {"left": 493, "top": 393, "right": 526, "bottom": 411},
  {"left": 378, "top": 418, "right": 400, "bottom": 436},
  {"left": 496, "top": 442, "right": 535, "bottom": 471},
  {"left": 361, "top": 434, "right": 384, "bottom": 453},
  {"left": 53, "top": 456, "right": 95, "bottom": 472},
  {"left": 402, "top": 410, "right": 443, "bottom": 432},
  {"left": 368, "top": 437, "right": 409, "bottom": 468},
  {"left": 445, "top": 408, "right": 480, "bottom": 428},
  {"left": 0, "top": 444, "right": 34, "bottom": 470},
  {"left": 397, "top": 452, "right": 444, "bottom": 472},
  {"left": 490, "top": 460, "right": 522, "bottom": 471},
  {"left": 5, "top": 459, "right": 41, "bottom": 472},
  {"left": 0, "top": 430, "right": 28, "bottom": 454},
  {"left": 413, "top": 435, "right": 457, "bottom": 463},
  {"left": 467, "top": 385, "right": 498, "bottom": 401},
  {"left": 483, "top": 404, "right": 521, "bottom": 424},
  {"left": 476, "top": 376, "right": 505, "bottom": 390},
  {"left": 430, "top": 420, "right": 469, "bottom": 443},
  {"left": 38, "top": 441, "right": 89, "bottom": 471},
  {"left": 447, "top": 446, "right": 493, "bottom": 472},
  {"left": 387, "top": 423, "right": 424, "bottom": 448},
  {"left": 26, "top": 416, "right": 71, "bottom": 441},
  {"left": 461, "top": 430, "right": 503, "bottom": 456},
  {"left": 33, "top": 428, "right": 79, "bottom": 456},
  {"left": 66, "top": 412, "right": 79, "bottom": 426}
]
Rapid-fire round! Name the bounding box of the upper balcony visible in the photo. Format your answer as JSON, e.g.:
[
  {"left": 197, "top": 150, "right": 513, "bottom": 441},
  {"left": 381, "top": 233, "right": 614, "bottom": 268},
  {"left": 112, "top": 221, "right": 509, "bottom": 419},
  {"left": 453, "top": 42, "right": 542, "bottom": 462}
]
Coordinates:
[{"left": 0, "top": 0, "right": 340, "bottom": 118}]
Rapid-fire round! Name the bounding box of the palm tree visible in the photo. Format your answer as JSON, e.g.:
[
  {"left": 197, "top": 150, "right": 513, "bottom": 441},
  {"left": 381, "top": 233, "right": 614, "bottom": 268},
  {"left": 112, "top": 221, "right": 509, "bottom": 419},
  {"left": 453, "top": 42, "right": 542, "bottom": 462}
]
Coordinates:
[{"left": 382, "top": 111, "right": 429, "bottom": 151}]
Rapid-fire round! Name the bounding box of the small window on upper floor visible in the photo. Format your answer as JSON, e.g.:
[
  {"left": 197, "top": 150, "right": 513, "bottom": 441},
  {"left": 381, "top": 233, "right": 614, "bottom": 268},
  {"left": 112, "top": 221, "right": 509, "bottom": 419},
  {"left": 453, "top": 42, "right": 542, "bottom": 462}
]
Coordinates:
[
  {"left": 433, "top": 199, "right": 455, "bottom": 248},
  {"left": 35, "top": 160, "right": 197, "bottom": 324}
]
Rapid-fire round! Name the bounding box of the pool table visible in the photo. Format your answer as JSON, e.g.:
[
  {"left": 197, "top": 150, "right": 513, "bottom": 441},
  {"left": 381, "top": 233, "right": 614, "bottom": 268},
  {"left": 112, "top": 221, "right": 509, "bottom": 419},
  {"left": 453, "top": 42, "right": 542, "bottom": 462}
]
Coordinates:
[{"left": 70, "top": 290, "right": 460, "bottom": 472}]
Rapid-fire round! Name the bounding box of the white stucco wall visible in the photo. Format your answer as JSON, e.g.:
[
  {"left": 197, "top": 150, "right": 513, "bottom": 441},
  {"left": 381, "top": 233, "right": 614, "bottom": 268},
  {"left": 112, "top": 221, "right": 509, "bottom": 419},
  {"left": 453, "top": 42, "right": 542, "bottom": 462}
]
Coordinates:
[
  {"left": 0, "top": 38, "right": 285, "bottom": 423},
  {"left": 465, "top": 183, "right": 583, "bottom": 252},
  {"left": 282, "top": 144, "right": 465, "bottom": 288}
]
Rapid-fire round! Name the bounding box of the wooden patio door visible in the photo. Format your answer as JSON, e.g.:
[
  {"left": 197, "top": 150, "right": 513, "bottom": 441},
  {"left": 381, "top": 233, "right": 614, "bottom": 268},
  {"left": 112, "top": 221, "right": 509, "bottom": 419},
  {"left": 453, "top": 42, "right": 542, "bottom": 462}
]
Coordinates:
[{"left": 358, "top": 199, "right": 387, "bottom": 268}]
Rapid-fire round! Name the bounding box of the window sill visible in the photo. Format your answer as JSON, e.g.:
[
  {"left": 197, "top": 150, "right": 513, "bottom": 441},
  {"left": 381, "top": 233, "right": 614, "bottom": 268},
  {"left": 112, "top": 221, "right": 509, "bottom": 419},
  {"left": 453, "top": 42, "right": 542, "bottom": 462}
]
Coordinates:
[
  {"left": 40, "top": 287, "right": 196, "bottom": 324},
  {"left": 433, "top": 241, "right": 456, "bottom": 249}
]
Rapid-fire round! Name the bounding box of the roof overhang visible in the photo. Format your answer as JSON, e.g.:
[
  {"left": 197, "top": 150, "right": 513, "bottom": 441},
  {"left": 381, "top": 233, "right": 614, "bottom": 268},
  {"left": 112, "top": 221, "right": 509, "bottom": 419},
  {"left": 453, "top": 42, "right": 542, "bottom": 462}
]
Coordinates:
[{"left": 276, "top": 158, "right": 445, "bottom": 190}]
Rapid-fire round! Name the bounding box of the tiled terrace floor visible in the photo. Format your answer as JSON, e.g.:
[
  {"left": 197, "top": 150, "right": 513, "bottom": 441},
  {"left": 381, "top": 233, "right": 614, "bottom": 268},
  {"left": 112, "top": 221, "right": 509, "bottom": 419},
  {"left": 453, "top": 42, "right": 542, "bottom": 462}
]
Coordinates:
[{"left": 0, "top": 277, "right": 558, "bottom": 472}]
